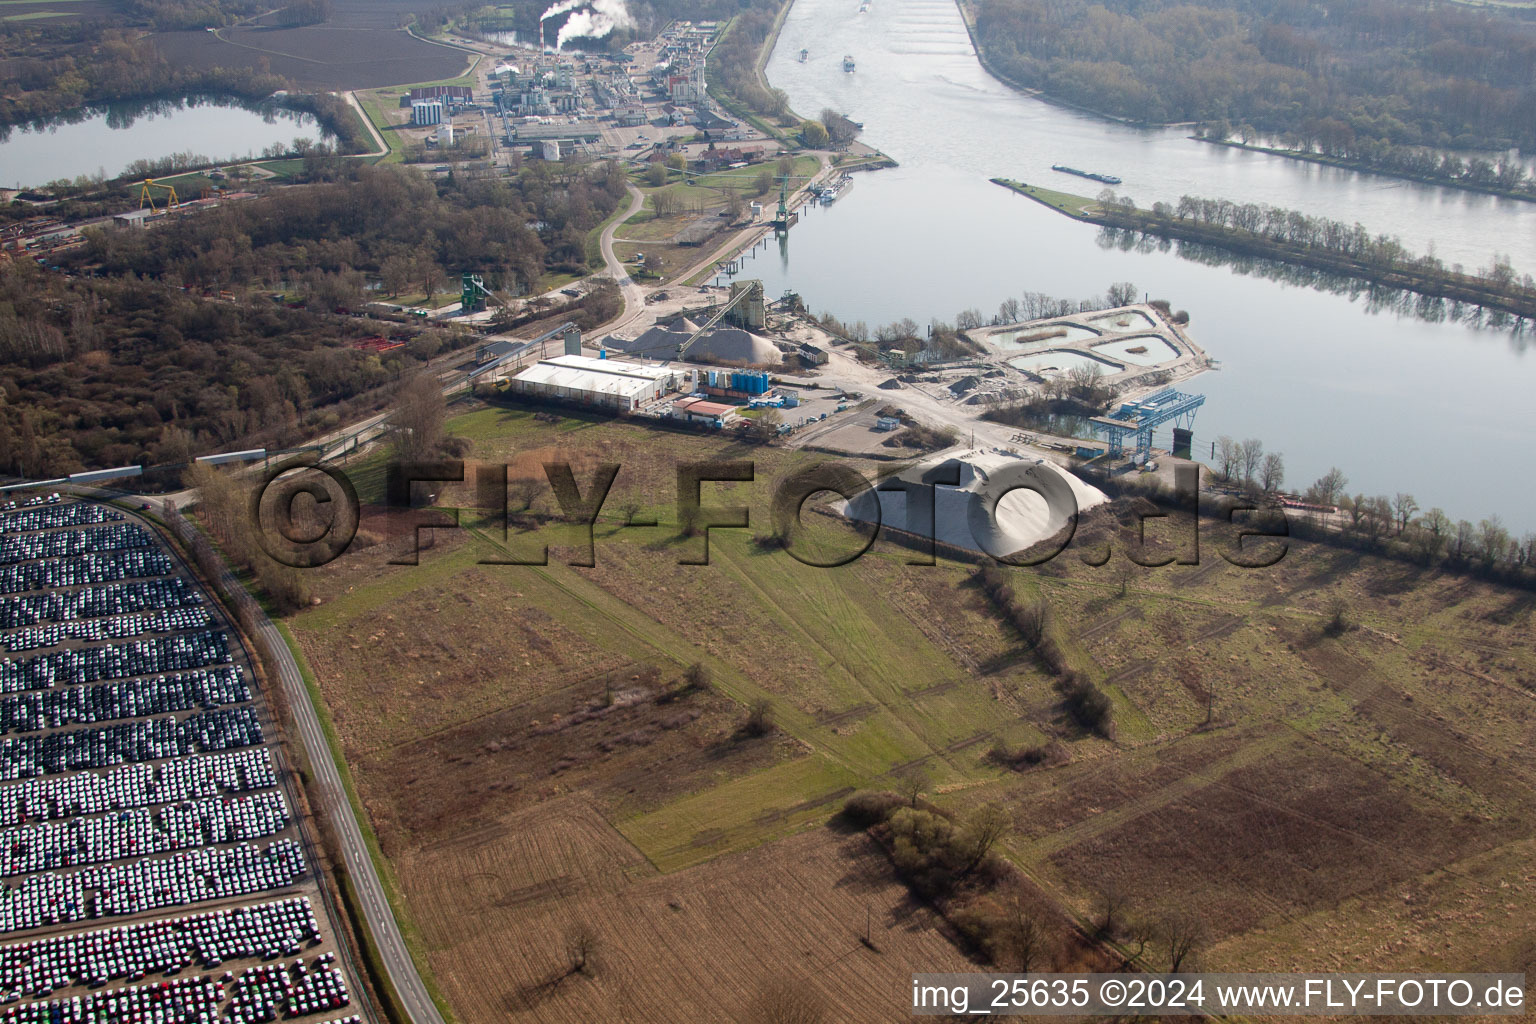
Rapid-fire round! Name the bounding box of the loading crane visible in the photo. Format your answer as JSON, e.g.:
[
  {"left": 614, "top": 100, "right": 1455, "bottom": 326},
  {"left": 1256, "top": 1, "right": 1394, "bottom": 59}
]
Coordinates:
[
  {"left": 676, "top": 280, "right": 763, "bottom": 359},
  {"left": 460, "top": 272, "right": 509, "bottom": 314},
  {"left": 138, "top": 178, "right": 180, "bottom": 213}
]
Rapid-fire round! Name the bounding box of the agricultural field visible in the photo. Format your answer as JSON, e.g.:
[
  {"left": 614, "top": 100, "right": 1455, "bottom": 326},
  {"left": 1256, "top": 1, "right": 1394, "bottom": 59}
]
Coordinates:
[
  {"left": 286, "top": 404, "right": 1536, "bottom": 1020},
  {"left": 0, "top": 0, "right": 110, "bottom": 21},
  {"left": 148, "top": 0, "right": 472, "bottom": 91}
]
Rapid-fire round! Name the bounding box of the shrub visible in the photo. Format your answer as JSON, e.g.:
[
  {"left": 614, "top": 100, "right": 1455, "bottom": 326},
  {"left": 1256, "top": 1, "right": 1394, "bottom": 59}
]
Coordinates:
[
  {"left": 841, "top": 790, "right": 903, "bottom": 828},
  {"left": 1058, "top": 672, "right": 1115, "bottom": 739}
]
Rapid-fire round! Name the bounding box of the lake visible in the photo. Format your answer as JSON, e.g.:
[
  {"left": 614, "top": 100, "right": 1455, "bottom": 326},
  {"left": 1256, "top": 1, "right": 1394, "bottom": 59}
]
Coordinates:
[{"left": 0, "top": 97, "right": 334, "bottom": 188}]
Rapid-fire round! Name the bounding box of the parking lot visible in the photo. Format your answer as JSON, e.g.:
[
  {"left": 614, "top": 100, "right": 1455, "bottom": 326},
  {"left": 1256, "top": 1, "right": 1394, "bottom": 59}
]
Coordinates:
[{"left": 0, "top": 495, "right": 362, "bottom": 1021}]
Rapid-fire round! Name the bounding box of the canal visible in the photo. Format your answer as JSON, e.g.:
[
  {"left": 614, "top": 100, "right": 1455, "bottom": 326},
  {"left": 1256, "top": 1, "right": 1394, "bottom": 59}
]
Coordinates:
[{"left": 732, "top": 0, "right": 1536, "bottom": 530}]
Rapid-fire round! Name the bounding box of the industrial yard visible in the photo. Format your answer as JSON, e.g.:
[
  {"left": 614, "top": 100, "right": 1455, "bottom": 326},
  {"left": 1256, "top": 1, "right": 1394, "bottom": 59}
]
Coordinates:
[{"left": 0, "top": 495, "right": 362, "bottom": 1023}]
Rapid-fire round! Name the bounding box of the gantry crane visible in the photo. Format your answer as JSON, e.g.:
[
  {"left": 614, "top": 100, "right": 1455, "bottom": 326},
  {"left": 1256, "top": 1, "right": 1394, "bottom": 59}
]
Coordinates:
[{"left": 138, "top": 178, "right": 180, "bottom": 213}]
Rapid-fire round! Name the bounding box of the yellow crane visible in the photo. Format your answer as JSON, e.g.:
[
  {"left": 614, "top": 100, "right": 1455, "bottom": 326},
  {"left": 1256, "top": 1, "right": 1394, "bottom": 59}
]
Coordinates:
[{"left": 138, "top": 178, "right": 180, "bottom": 213}]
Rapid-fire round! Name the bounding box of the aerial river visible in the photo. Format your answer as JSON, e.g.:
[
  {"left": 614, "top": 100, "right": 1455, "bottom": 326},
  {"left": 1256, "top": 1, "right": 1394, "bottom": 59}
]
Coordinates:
[{"left": 736, "top": 0, "right": 1536, "bottom": 530}]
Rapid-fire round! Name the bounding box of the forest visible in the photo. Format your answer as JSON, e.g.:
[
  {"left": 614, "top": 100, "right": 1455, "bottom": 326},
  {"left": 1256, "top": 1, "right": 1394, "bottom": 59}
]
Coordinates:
[
  {"left": 0, "top": 158, "right": 628, "bottom": 477},
  {"left": 971, "top": 0, "right": 1536, "bottom": 151}
]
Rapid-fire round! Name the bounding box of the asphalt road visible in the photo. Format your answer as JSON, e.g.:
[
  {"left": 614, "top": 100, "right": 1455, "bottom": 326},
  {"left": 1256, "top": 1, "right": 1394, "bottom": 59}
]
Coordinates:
[{"left": 127, "top": 492, "right": 447, "bottom": 1024}]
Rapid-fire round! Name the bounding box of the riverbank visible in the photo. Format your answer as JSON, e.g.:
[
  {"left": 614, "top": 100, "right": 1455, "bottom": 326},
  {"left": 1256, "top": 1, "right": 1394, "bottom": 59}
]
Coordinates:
[
  {"left": 706, "top": 0, "right": 898, "bottom": 164},
  {"left": 993, "top": 178, "right": 1536, "bottom": 320},
  {"left": 1192, "top": 137, "right": 1536, "bottom": 205},
  {"left": 950, "top": 0, "right": 1198, "bottom": 131}
]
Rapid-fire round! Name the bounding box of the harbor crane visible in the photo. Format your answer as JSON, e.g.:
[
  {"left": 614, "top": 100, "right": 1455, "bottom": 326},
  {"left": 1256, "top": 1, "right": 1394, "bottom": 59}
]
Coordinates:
[
  {"left": 138, "top": 178, "right": 180, "bottom": 213},
  {"left": 1090, "top": 387, "right": 1205, "bottom": 463}
]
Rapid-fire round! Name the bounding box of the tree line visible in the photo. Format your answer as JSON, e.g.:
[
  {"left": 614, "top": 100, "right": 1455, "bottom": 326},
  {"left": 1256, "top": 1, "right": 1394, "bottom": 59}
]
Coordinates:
[
  {"left": 1197, "top": 128, "right": 1536, "bottom": 202},
  {"left": 972, "top": 0, "right": 1536, "bottom": 151},
  {"left": 1088, "top": 189, "right": 1536, "bottom": 318}
]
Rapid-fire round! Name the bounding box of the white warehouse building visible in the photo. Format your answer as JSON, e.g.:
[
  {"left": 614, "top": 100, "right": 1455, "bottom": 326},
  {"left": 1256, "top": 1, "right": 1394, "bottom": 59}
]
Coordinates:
[{"left": 506, "top": 354, "right": 679, "bottom": 410}]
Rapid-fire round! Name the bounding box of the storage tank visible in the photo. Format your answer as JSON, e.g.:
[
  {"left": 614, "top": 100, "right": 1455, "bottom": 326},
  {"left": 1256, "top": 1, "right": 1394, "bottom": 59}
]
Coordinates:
[{"left": 437, "top": 122, "right": 455, "bottom": 147}]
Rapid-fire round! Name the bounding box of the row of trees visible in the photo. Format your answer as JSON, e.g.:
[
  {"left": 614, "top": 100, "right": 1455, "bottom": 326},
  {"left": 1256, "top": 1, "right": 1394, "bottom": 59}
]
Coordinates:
[
  {"left": 1197, "top": 122, "right": 1536, "bottom": 199},
  {"left": 973, "top": 0, "right": 1536, "bottom": 150},
  {"left": 1097, "top": 190, "right": 1536, "bottom": 306},
  {"left": 1211, "top": 450, "right": 1536, "bottom": 580}
]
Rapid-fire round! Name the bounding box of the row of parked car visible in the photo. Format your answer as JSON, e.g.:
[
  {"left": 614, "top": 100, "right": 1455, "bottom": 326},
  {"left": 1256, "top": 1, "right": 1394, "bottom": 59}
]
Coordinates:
[
  {"left": 0, "top": 666, "right": 249, "bottom": 736},
  {"left": 0, "top": 706, "right": 264, "bottom": 782},
  {"left": 0, "top": 897, "right": 321, "bottom": 1000},
  {"left": 0, "top": 500, "right": 344, "bottom": 1016},
  {"left": 0, "top": 840, "right": 306, "bottom": 935},
  {"left": 0, "top": 578, "right": 202, "bottom": 630},
  {"left": 0, "top": 503, "right": 118, "bottom": 536},
  {"left": 0, "top": 749, "right": 276, "bottom": 827},
  {"left": 0, "top": 631, "right": 231, "bottom": 693},
  {"left": 0, "top": 972, "right": 221, "bottom": 1023},
  {"left": 0, "top": 790, "right": 289, "bottom": 879},
  {"left": 0, "top": 525, "right": 150, "bottom": 569},
  {"left": 2, "top": 608, "right": 214, "bottom": 653},
  {"left": 0, "top": 954, "right": 347, "bottom": 1024},
  {"left": 228, "top": 959, "right": 350, "bottom": 1023},
  {"left": 0, "top": 551, "right": 174, "bottom": 597}
]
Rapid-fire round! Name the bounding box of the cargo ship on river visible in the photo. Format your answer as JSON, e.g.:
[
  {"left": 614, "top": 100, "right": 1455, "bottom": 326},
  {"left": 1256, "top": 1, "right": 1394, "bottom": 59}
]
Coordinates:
[{"left": 1051, "top": 164, "right": 1122, "bottom": 185}]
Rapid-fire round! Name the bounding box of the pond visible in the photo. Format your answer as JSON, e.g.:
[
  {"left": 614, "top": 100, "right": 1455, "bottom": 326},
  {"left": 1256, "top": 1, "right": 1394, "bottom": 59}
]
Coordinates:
[
  {"left": 1008, "top": 350, "right": 1123, "bottom": 375},
  {"left": 1091, "top": 335, "right": 1182, "bottom": 365}
]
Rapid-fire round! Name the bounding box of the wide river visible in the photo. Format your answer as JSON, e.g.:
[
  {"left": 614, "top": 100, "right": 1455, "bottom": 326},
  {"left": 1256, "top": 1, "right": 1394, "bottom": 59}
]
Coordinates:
[{"left": 734, "top": 0, "right": 1536, "bottom": 531}]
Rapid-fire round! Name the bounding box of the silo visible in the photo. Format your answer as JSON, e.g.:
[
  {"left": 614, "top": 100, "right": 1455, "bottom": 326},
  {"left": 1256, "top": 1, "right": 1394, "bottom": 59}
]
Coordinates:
[{"left": 438, "top": 122, "right": 455, "bottom": 147}]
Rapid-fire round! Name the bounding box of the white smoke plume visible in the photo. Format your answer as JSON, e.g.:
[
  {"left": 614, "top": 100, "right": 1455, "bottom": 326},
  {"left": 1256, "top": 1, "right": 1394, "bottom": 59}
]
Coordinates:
[
  {"left": 555, "top": 0, "right": 633, "bottom": 48},
  {"left": 539, "top": 0, "right": 584, "bottom": 20}
]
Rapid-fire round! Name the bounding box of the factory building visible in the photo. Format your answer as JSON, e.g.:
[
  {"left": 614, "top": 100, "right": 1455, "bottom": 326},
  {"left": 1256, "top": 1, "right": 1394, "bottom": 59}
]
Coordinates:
[
  {"left": 505, "top": 354, "right": 679, "bottom": 410},
  {"left": 412, "top": 100, "right": 444, "bottom": 126}
]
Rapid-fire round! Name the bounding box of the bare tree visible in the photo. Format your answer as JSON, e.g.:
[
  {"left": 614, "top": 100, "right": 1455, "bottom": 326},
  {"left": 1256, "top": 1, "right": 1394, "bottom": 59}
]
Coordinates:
[
  {"left": 1105, "top": 281, "right": 1138, "bottom": 306},
  {"left": 1215, "top": 436, "right": 1239, "bottom": 480},
  {"left": 651, "top": 187, "right": 680, "bottom": 217},
  {"left": 416, "top": 256, "right": 444, "bottom": 304},
  {"left": 1307, "top": 467, "right": 1349, "bottom": 507},
  {"left": 958, "top": 803, "right": 1011, "bottom": 875},
  {"left": 1000, "top": 898, "right": 1051, "bottom": 972},
  {"left": 1160, "top": 912, "right": 1205, "bottom": 972},
  {"left": 741, "top": 698, "right": 774, "bottom": 738},
  {"left": 1390, "top": 492, "right": 1418, "bottom": 535},
  {"left": 564, "top": 925, "right": 599, "bottom": 975},
  {"left": 507, "top": 476, "right": 542, "bottom": 517},
  {"left": 391, "top": 373, "right": 445, "bottom": 460},
  {"left": 1239, "top": 438, "right": 1263, "bottom": 484},
  {"left": 1259, "top": 452, "right": 1285, "bottom": 492},
  {"left": 1095, "top": 882, "right": 1129, "bottom": 938},
  {"left": 894, "top": 764, "right": 930, "bottom": 809},
  {"left": 1113, "top": 560, "right": 1135, "bottom": 598}
]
